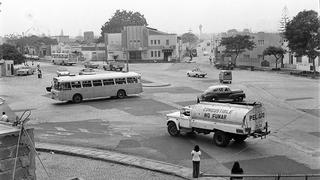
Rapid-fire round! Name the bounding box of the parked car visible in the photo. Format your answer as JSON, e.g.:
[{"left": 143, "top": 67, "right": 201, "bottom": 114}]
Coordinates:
[
  {"left": 214, "top": 61, "right": 234, "bottom": 70},
  {"left": 79, "top": 68, "right": 96, "bottom": 75},
  {"left": 16, "top": 66, "right": 35, "bottom": 76},
  {"left": 56, "top": 67, "right": 70, "bottom": 77},
  {"left": 198, "top": 85, "right": 246, "bottom": 102},
  {"left": 103, "top": 61, "right": 125, "bottom": 71},
  {"left": 83, "top": 62, "right": 99, "bottom": 69},
  {"left": 187, "top": 67, "right": 207, "bottom": 78}
]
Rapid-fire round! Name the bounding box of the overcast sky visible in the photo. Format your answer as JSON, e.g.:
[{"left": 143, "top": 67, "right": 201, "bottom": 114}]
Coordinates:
[{"left": 0, "top": 0, "right": 319, "bottom": 37}]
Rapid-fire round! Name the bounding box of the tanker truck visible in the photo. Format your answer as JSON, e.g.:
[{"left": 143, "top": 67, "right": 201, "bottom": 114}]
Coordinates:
[{"left": 166, "top": 101, "right": 270, "bottom": 147}]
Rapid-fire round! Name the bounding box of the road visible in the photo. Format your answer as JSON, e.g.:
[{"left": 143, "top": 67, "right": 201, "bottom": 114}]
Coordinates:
[{"left": 0, "top": 57, "right": 319, "bottom": 178}]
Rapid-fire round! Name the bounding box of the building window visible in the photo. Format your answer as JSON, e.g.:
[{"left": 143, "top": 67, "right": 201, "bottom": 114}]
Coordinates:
[
  {"left": 158, "top": 51, "right": 160, "bottom": 57},
  {"left": 296, "top": 56, "right": 302, "bottom": 63},
  {"left": 166, "top": 40, "right": 169, "bottom": 45},
  {"left": 151, "top": 40, "right": 153, "bottom": 45},
  {"left": 158, "top": 40, "right": 160, "bottom": 44},
  {"left": 151, "top": 51, "right": 153, "bottom": 57},
  {"left": 258, "top": 40, "right": 264, "bottom": 46},
  {"left": 154, "top": 51, "right": 157, "bottom": 57}
]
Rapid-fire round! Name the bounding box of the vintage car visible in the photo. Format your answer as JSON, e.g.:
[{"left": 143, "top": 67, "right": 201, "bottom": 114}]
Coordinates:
[
  {"left": 198, "top": 85, "right": 246, "bottom": 102},
  {"left": 56, "top": 67, "right": 70, "bottom": 77},
  {"left": 16, "top": 66, "right": 35, "bottom": 76},
  {"left": 79, "top": 68, "right": 96, "bottom": 75},
  {"left": 103, "top": 61, "right": 125, "bottom": 71},
  {"left": 83, "top": 61, "right": 99, "bottom": 69},
  {"left": 187, "top": 68, "right": 207, "bottom": 78}
]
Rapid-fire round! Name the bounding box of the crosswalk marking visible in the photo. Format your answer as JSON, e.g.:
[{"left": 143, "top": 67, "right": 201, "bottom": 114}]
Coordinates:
[
  {"left": 78, "top": 128, "right": 89, "bottom": 133},
  {"left": 55, "top": 127, "right": 67, "bottom": 131}
]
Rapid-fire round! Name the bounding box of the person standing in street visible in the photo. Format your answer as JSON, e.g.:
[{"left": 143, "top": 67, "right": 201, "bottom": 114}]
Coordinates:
[
  {"left": 209, "top": 56, "right": 212, "bottom": 64},
  {"left": 191, "top": 145, "right": 201, "bottom": 178},
  {"left": 230, "top": 161, "right": 244, "bottom": 180}
]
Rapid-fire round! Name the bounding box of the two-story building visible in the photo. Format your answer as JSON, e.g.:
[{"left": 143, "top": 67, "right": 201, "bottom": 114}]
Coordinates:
[{"left": 105, "top": 26, "right": 177, "bottom": 62}]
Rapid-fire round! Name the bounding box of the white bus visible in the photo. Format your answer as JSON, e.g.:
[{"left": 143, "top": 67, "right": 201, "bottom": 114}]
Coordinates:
[
  {"left": 50, "top": 72, "right": 143, "bottom": 103},
  {"left": 51, "top": 53, "right": 77, "bottom": 66}
]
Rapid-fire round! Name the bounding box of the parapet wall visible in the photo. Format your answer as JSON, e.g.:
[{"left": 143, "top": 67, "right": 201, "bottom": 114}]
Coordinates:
[{"left": 0, "top": 127, "right": 36, "bottom": 180}]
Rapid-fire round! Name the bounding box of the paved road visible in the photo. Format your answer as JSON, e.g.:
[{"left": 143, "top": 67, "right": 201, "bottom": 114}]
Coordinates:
[{"left": 1, "top": 58, "right": 319, "bottom": 177}]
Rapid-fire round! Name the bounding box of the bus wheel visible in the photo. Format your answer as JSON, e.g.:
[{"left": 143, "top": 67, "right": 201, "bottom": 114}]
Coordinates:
[
  {"left": 167, "top": 122, "right": 180, "bottom": 136},
  {"left": 213, "top": 131, "right": 230, "bottom": 147},
  {"left": 72, "top": 94, "right": 83, "bottom": 103},
  {"left": 117, "top": 90, "right": 126, "bottom": 99},
  {"left": 233, "top": 135, "right": 247, "bottom": 142}
]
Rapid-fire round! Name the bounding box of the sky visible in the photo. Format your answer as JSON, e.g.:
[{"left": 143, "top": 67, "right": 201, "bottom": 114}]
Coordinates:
[{"left": 0, "top": 0, "right": 319, "bottom": 37}]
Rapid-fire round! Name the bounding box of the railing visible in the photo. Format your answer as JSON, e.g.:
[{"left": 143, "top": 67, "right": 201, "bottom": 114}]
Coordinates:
[{"left": 201, "top": 173, "right": 320, "bottom": 180}]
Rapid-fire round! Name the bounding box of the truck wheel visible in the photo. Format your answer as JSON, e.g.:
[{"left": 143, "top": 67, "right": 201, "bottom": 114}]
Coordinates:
[
  {"left": 117, "top": 90, "right": 126, "bottom": 99},
  {"left": 233, "top": 135, "right": 247, "bottom": 142},
  {"left": 196, "top": 74, "right": 199, "bottom": 78},
  {"left": 213, "top": 131, "right": 230, "bottom": 147},
  {"left": 72, "top": 94, "right": 83, "bottom": 103},
  {"left": 167, "top": 122, "right": 180, "bottom": 136}
]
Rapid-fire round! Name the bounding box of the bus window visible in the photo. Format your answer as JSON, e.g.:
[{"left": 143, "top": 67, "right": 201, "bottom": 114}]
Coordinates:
[
  {"left": 82, "top": 80, "right": 92, "bottom": 87},
  {"left": 115, "top": 78, "right": 126, "bottom": 84},
  {"left": 92, "top": 80, "right": 102, "bottom": 86},
  {"left": 61, "top": 82, "right": 71, "bottom": 90},
  {"left": 127, "top": 77, "right": 138, "bottom": 83},
  {"left": 71, "top": 81, "right": 82, "bottom": 88},
  {"left": 103, "top": 79, "right": 115, "bottom": 85}
]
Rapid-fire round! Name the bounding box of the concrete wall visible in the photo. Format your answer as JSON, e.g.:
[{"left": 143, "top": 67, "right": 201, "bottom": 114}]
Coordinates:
[{"left": 0, "top": 128, "right": 36, "bottom": 180}]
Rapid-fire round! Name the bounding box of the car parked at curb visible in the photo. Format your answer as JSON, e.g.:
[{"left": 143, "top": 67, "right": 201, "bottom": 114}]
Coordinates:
[
  {"left": 187, "top": 67, "right": 207, "bottom": 78},
  {"left": 16, "top": 66, "right": 35, "bottom": 76},
  {"left": 198, "top": 85, "right": 246, "bottom": 102},
  {"left": 83, "top": 61, "right": 99, "bottom": 69}
]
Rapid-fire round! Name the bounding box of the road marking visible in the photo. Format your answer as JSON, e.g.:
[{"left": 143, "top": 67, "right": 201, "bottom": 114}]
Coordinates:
[
  {"left": 55, "top": 127, "right": 67, "bottom": 131},
  {"left": 78, "top": 128, "right": 89, "bottom": 133}
]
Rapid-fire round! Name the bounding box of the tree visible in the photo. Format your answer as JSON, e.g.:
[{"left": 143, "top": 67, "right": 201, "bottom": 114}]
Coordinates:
[
  {"left": 284, "top": 10, "right": 320, "bottom": 75},
  {"left": 263, "top": 46, "right": 286, "bottom": 69},
  {"left": 181, "top": 32, "right": 198, "bottom": 44},
  {"left": 279, "top": 6, "right": 290, "bottom": 34},
  {"left": 220, "top": 35, "right": 255, "bottom": 66},
  {"left": 0, "top": 43, "right": 25, "bottom": 64},
  {"left": 99, "top": 10, "right": 148, "bottom": 42}
]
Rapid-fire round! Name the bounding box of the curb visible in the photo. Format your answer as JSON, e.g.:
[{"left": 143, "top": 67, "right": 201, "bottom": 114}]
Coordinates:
[{"left": 35, "top": 143, "right": 193, "bottom": 180}]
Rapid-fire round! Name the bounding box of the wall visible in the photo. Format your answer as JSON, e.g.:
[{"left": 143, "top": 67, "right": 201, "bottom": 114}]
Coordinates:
[{"left": 0, "top": 127, "right": 36, "bottom": 180}]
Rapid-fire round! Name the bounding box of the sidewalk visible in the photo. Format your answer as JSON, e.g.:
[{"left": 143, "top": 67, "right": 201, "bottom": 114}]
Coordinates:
[{"left": 36, "top": 143, "right": 225, "bottom": 180}]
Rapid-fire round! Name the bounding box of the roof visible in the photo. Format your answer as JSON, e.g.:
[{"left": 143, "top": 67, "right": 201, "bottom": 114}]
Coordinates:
[
  {"left": 54, "top": 72, "right": 141, "bottom": 82},
  {"left": 207, "top": 85, "right": 230, "bottom": 89}
]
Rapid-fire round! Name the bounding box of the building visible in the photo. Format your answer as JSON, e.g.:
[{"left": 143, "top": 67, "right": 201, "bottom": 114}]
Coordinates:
[
  {"left": 105, "top": 26, "right": 177, "bottom": 62},
  {"left": 282, "top": 40, "right": 320, "bottom": 72},
  {"left": 0, "top": 59, "right": 14, "bottom": 77},
  {"left": 81, "top": 43, "right": 106, "bottom": 61},
  {"left": 215, "top": 30, "right": 282, "bottom": 67},
  {"left": 84, "top": 31, "right": 94, "bottom": 44}
]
